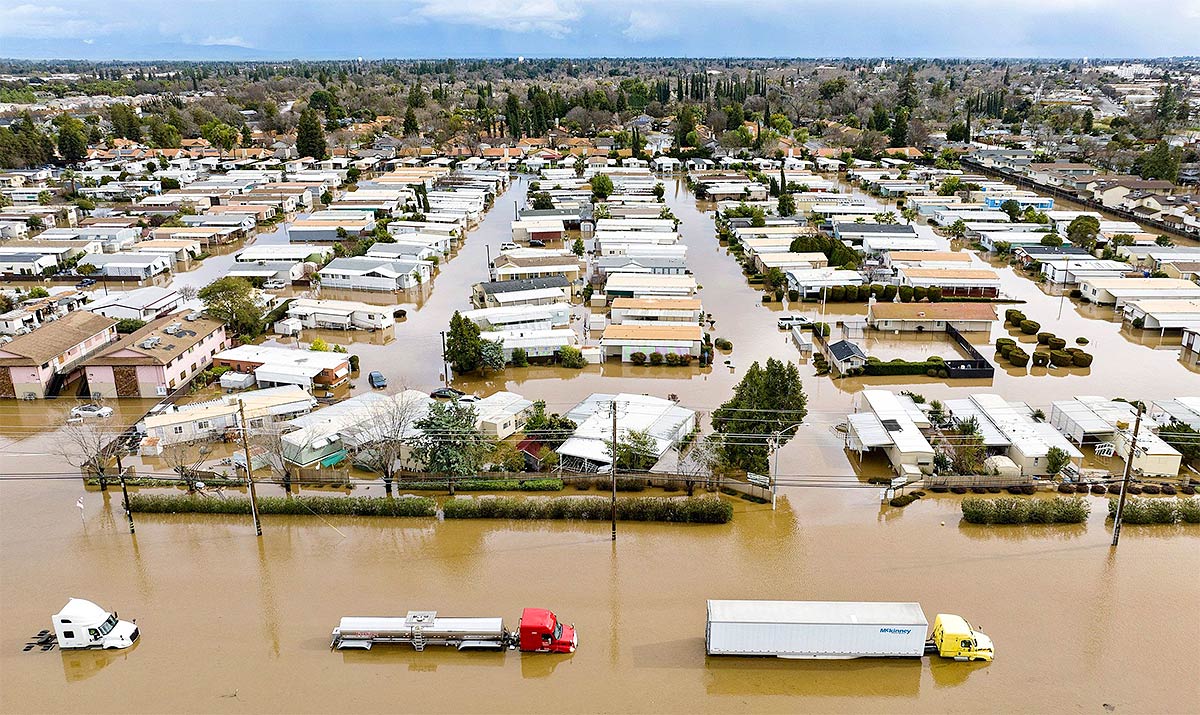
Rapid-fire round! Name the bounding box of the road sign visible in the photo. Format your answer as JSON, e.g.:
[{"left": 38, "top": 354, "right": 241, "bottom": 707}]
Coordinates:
[
  {"left": 891, "top": 476, "right": 907, "bottom": 489},
  {"left": 747, "top": 472, "right": 770, "bottom": 488}
]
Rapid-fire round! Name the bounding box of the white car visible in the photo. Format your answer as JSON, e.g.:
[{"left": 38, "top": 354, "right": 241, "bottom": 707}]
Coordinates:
[
  {"left": 777, "top": 315, "right": 812, "bottom": 329},
  {"left": 71, "top": 404, "right": 114, "bottom": 419},
  {"left": 499, "top": 242, "right": 520, "bottom": 252},
  {"left": 456, "top": 394, "right": 480, "bottom": 403},
  {"left": 262, "top": 280, "right": 288, "bottom": 290}
]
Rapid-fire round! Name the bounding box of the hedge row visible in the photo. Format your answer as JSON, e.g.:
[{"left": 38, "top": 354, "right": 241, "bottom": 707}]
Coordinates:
[
  {"left": 1107, "top": 497, "right": 1200, "bottom": 524},
  {"left": 863, "top": 358, "right": 949, "bottom": 377},
  {"left": 128, "top": 494, "right": 437, "bottom": 517},
  {"left": 442, "top": 496, "right": 733, "bottom": 523},
  {"left": 961, "top": 496, "right": 1090, "bottom": 524},
  {"left": 789, "top": 284, "right": 945, "bottom": 303},
  {"left": 394, "top": 479, "right": 563, "bottom": 492}
]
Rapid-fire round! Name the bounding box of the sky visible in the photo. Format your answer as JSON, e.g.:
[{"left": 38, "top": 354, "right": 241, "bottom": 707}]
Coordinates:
[{"left": 1, "top": 0, "right": 1198, "bottom": 61}]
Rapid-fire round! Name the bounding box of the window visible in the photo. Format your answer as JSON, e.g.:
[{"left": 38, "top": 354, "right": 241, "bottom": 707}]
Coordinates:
[
  {"left": 63, "top": 630, "right": 74, "bottom": 639},
  {"left": 197, "top": 421, "right": 210, "bottom": 430},
  {"left": 173, "top": 426, "right": 184, "bottom": 435}
]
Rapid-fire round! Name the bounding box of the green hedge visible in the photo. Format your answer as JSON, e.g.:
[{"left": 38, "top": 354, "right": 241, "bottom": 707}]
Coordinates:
[
  {"left": 394, "top": 478, "right": 564, "bottom": 492},
  {"left": 1072, "top": 352, "right": 1094, "bottom": 367},
  {"left": 863, "top": 359, "right": 946, "bottom": 377},
  {"left": 129, "top": 494, "right": 437, "bottom": 517},
  {"left": 1019, "top": 319, "right": 1041, "bottom": 335},
  {"left": 961, "top": 496, "right": 1089, "bottom": 524},
  {"left": 1031, "top": 351, "right": 1050, "bottom": 367},
  {"left": 442, "top": 496, "right": 733, "bottom": 523},
  {"left": 1049, "top": 350, "right": 1074, "bottom": 367},
  {"left": 1107, "top": 497, "right": 1200, "bottom": 524}
]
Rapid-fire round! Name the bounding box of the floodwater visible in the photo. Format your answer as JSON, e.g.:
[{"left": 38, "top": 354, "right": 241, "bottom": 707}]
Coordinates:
[
  {"left": 1, "top": 459, "right": 1198, "bottom": 714},
  {"left": 3, "top": 174, "right": 1200, "bottom": 713}
]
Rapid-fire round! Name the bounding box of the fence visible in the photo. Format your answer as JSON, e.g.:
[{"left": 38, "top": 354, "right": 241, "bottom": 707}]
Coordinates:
[{"left": 943, "top": 324, "right": 996, "bottom": 378}]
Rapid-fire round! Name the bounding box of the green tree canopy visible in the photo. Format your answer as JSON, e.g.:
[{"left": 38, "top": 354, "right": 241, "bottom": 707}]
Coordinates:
[
  {"left": 711, "top": 358, "right": 807, "bottom": 474},
  {"left": 198, "top": 277, "right": 264, "bottom": 337},
  {"left": 296, "top": 108, "right": 327, "bottom": 160},
  {"left": 445, "top": 310, "right": 482, "bottom": 374},
  {"left": 412, "top": 402, "right": 492, "bottom": 476},
  {"left": 590, "top": 173, "right": 614, "bottom": 200}
]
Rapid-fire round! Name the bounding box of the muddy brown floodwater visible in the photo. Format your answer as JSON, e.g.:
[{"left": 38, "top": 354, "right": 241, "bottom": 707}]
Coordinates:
[{"left": 2, "top": 176, "right": 1199, "bottom": 713}]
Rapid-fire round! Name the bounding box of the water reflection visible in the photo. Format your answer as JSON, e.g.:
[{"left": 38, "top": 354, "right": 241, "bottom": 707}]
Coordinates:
[
  {"left": 59, "top": 645, "right": 137, "bottom": 682},
  {"left": 704, "top": 656, "right": 924, "bottom": 697}
]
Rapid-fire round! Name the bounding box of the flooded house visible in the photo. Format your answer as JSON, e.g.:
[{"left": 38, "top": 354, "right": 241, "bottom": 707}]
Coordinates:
[
  {"left": 284, "top": 298, "right": 393, "bottom": 331},
  {"left": 1049, "top": 397, "right": 1181, "bottom": 477},
  {"left": 473, "top": 276, "right": 571, "bottom": 308},
  {"left": 472, "top": 391, "right": 534, "bottom": 439},
  {"left": 944, "top": 394, "right": 1083, "bottom": 476},
  {"left": 279, "top": 390, "right": 432, "bottom": 468},
  {"left": 845, "top": 389, "right": 935, "bottom": 478},
  {"left": 0, "top": 311, "right": 117, "bottom": 399},
  {"left": 600, "top": 323, "right": 704, "bottom": 362},
  {"left": 77, "top": 252, "right": 171, "bottom": 279},
  {"left": 82, "top": 314, "right": 228, "bottom": 398},
  {"left": 138, "top": 385, "right": 316, "bottom": 447},
  {"left": 896, "top": 267, "right": 1001, "bottom": 298},
  {"left": 1078, "top": 277, "right": 1200, "bottom": 307},
  {"left": 556, "top": 393, "right": 697, "bottom": 471},
  {"left": 318, "top": 256, "right": 433, "bottom": 291},
  {"left": 459, "top": 303, "right": 572, "bottom": 331},
  {"left": 213, "top": 345, "right": 351, "bottom": 391},
  {"left": 866, "top": 302, "right": 997, "bottom": 332},
  {"left": 85, "top": 287, "right": 182, "bottom": 322}
]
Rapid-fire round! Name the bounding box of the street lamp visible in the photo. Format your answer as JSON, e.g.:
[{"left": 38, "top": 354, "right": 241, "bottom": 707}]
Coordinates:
[{"left": 769, "top": 422, "right": 806, "bottom": 511}]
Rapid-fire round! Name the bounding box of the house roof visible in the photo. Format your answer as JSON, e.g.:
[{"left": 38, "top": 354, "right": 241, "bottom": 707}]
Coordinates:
[
  {"left": 870, "top": 303, "right": 997, "bottom": 321},
  {"left": 479, "top": 276, "right": 569, "bottom": 294},
  {"left": 828, "top": 340, "right": 867, "bottom": 361},
  {"left": 900, "top": 268, "right": 1000, "bottom": 280},
  {"left": 0, "top": 311, "right": 115, "bottom": 365},
  {"left": 85, "top": 313, "right": 225, "bottom": 367},
  {"left": 602, "top": 324, "right": 703, "bottom": 341},
  {"left": 609, "top": 297, "right": 703, "bottom": 310}
]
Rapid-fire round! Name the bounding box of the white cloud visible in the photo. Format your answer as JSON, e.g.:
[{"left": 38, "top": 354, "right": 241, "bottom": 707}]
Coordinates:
[
  {"left": 0, "top": 3, "right": 119, "bottom": 39},
  {"left": 622, "top": 8, "right": 679, "bottom": 40},
  {"left": 195, "top": 35, "right": 255, "bottom": 48},
  {"left": 400, "top": 0, "right": 583, "bottom": 37}
]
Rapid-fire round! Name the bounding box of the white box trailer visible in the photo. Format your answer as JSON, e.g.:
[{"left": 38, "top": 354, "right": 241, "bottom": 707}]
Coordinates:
[{"left": 706, "top": 600, "right": 929, "bottom": 659}]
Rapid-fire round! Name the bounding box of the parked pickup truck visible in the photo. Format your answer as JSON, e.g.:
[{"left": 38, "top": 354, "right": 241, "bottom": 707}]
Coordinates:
[{"left": 777, "top": 315, "right": 811, "bottom": 329}]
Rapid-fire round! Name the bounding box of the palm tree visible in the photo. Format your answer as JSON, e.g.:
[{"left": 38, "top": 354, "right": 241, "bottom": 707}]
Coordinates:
[{"left": 901, "top": 207, "right": 918, "bottom": 225}]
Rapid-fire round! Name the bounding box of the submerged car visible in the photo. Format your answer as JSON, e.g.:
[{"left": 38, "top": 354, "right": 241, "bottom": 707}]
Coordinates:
[
  {"left": 368, "top": 371, "right": 387, "bottom": 389},
  {"left": 430, "top": 387, "right": 466, "bottom": 399},
  {"left": 70, "top": 404, "right": 114, "bottom": 419}
]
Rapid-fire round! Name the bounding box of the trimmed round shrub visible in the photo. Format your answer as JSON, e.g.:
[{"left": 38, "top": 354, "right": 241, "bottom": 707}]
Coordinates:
[
  {"left": 1107, "top": 484, "right": 1123, "bottom": 495},
  {"left": 1049, "top": 350, "right": 1074, "bottom": 367},
  {"left": 914, "top": 286, "right": 928, "bottom": 301},
  {"left": 714, "top": 338, "right": 733, "bottom": 350},
  {"left": 648, "top": 352, "right": 664, "bottom": 366},
  {"left": 986, "top": 487, "right": 1002, "bottom": 494},
  {"left": 951, "top": 486, "right": 968, "bottom": 494},
  {"left": 1182, "top": 485, "right": 1196, "bottom": 495},
  {"left": 1019, "top": 319, "right": 1041, "bottom": 334},
  {"left": 930, "top": 485, "right": 949, "bottom": 493},
  {"left": 1161, "top": 484, "right": 1177, "bottom": 495},
  {"left": 1058, "top": 484, "right": 1076, "bottom": 493},
  {"left": 1006, "top": 486, "right": 1025, "bottom": 495},
  {"left": 1031, "top": 351, "right": 1050, "bottom": 367},
  {"left": 664, "top": 352, "right": 682, "bottom": 366},
  {"left": 857, "top": 284, "right": 872, "bottom": 301},
  {"left": 889, "top": 494, "right": 917, "bottom": 507},
  {"left": 1008, "top": 349, "right": 1030, "bottom": 367},
  {"left": 630, "top": 351, "right": 647, "bottom": 365},
  {"left": 1048, "top": 337, "right": 1067, "bottom": 350},
  {"left": 1091, "top": 485, "right": 1108, "bottom": 495},
  {"left": 829, "top": 285, "right": 846, "bottom": 301},
  {"left": 1075, "top": 337, "right": 1089, "bottom": 345},
  {"left": 996, "top": 337, "right": 1016, "bottom": 352},
  {"left": 1022, "top": 485, "right": 1036, "bottom": 495},
  {"left": 1072, "top": 352, "right": 1094, "bottom": 367},
  {"left": 788, "top": 289, "right": 800, "bottom": 302},
  {"left": 1128, "top": 484, "right": 1143, "bottom": 495},
  {"left": 937, "top": 369, "right": 949, "bottom": 378},
  {"left": 1037, "top": 332, "right": 1055, "bottom": 345},
  {"left": 1141, "top": 483, "right": 1161, "bottom": 495},
  {"left": 1005, "top": 309, "right": 1025, "bottom": 326},
  {"left": 971, "top": 486, "right": 987, "bottom": 494},
  {"left": 761, "top": 294, "right": 772, "bottom": 303},
  {"left": 898, "top": 285, "right": 915, "bottom": 302}
]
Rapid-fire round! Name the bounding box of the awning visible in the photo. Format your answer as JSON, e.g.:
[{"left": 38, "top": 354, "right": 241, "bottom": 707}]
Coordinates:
[{"left": 320, "top": 449, "right": 348, "bottom": 468}]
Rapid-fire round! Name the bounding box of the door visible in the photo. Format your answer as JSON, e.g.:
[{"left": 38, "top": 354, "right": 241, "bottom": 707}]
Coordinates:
[
  {"left": 0, "top": 368, "right": 13, "bottom": 398},
  {"left": 114, "top": 366, "right": 140, "bottom": 398}
]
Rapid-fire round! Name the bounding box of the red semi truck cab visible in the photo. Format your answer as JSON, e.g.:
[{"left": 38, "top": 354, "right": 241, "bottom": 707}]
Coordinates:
[{"left": 517, "top": 608, "right": 577, "bottom": 653}]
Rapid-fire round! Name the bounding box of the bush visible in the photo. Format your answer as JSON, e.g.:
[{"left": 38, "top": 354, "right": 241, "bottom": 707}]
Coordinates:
[
  {"left": 1036, "top": 332, "right": 1055, "bottom": 345},
  {"left": 1048, "top": 337, "right": 1067, "bottom": 350},
  {"left": 1072, "top": 352, "right": 1094, "bottom": 367},
  {"left": 664, "top": 352, "right": 682, "bottom": 366},
  {"left": 889, "top": 494, "right": 917, "bottom": 507},
  {"left": 511, "top": 347, "right": 529, "bottom": 367},
  {"left": 898, "top": 285, "right": 915, "bottom": 303},
  {"left": 395, "top": 479, "right": 564, "bottom": 492},
  {"left": 1008, "top": 349, "right": 1030, "bottom": 367},
  {"left": 961, "top": 496, "right": 1089, "bottom": 524},
  {"left": 1007, "top": 310, "right": 1026, "bottom": 327},
  {"left": 649, "top": 352, "right": 664, "bottom": 366},
  {"left": 1140, "top": 483, "right": 1161, "bottom": 495},
  {"left": 1092, "top": 485, "right": 1108, "bottom": 495},
  {"left": 788, "top": 289, "right": 800, "bottom": 302},
  {"left": 128, "top": 494, "right": 436, "bottom": 517},
  {"left": 995, "top": 337, "right": 1016, "bottom": 351},
  {"left": 714, "top": 338, "right": 733, "bottom": 350},
  {"left": 629, "top": 351, "right": 647, "bottom": 365},
  {"left": 1178, "top": 498, "right": 1200, "bottom": 523},
  {"left": 1019, "top": 320, "right": 1041, "bottom": 335},
  {"left": 829, "top": 285, "right": 846, "bottom": 302},
  {"left": 1049, "top": 350, "right": 1074, "bottom": 367},
  {"left": 1031, "top": 351, "right": 1050, "bottom": 367},
  {"left": 1075, "top": 337, "right": 1089, "bottom": 345},
  {"left": 761, "top": 294, "right": 772, "bottom": 304},
  {"left": 115, "top": 318, "right": 147, "bottom": 334},
  {"left": 880, "top": 285, "right": 897, "bottom": 302},
  {"left": 1058, "top": 484, "right": 1076, "bottom": 493},
  {"left": 558, "top": 345, "right": 587, "bottom": 369},
  {"left": 442, "top": 495, "right": 733, "bottom": 523}
]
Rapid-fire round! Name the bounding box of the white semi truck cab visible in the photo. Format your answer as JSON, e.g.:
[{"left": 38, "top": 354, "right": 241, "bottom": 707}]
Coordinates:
[{"left": 52, "top": 598, "right": 139, "bottom": 650}]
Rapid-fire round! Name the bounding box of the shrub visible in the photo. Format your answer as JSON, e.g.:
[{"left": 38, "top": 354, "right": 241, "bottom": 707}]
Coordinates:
[
  {"left": 1058, "top": 484, "right": 1076, "bottom": 493},
  {"left": 442, "top": 496, "right": 733, "bottom": 523},
  {"left": 1140, "top": 483, "right": 1161, "bottom": 495},
  {"left": 1036, "top": 332, "right": 1055, "bottom": 345},
  {"left": 1072, "top": 352, "right": 1094, "bottom": 367},
  {"left": 1048, "top": 337, "right": 1067, "bottom": 351},
  {"left": 898, "top": 285, "right": 915, "bottom": 303},
  {"left": 1161, "top": 484, "right": 1177, "bottom": 495},
  {"left": 788, "top": 289, "right": 800, "bottom": 302},
  {"left": 649, "top": 352, "right": 664, "bottom": 366},
  {"left": 664, "top": 352, "right": 681, "bottom": 366},
  {"left": 1030, "top": 351, "right": 1049, "bottom": 367},
  {"left": 1049, "top": 350, "right": 1074, "bottom": 367},
  {"left": 829, "top": 285, "right": 846, "bottom": 302},
  {"left": 889, "top": 494, "right": 917, "bottom": 507},
  {"left": 1008, "top": 349, "right": 1030, "bottom": 367},
  {"left": 558, "top": 345, "right": 587, "bottom": 369},
  {"left": 1178, "top": 498, "right": 1200, "bottom": 523},
  {"left": 630, "top": 351, "right": 647, "bottom": 366},
  {"left": 1183, "top": 485, "right": 1197, "bottom": 495},
  {"left": 880, "top": 285, "right": 897, "bottom": 302},
  {"left": 1092, "top": 485, "right": 1108, "bottom": 495},
  {"left": 1019, "top": 320, "right": 1041, "bottom": 335},
  {"left": 1007, "top": 311, "right": 1026, "bottom": 327},
  {"left": 961, "top": 496, "right": 1088, "bottom": 524},
  {"left": 995, "top": 337, "right": 1016, "bottom": 351},
  {"left": 511, "top": 348, "right": 529, "bottom": 367},
  {"left": 128, "top": 494, "right": 436, "bottom": 517},
  {"left": 714, "top": 338, "right": 733, "bottom": 350},
  {"left": 761, "top": 294, "right": 772, "bottom": 303},
  {"left": 395, "top": 479, "right": 564, "bottom": 492},
  {"left": 1075, "top": 337, "right": 1089, "bottom": 345},
  {"left": 999, "top": 343, "right": 1016, "bottom": 359},
  {"left": 1107, "top": 484, "right": 1123, "bottom": 495},
  {"left": 914, "top": 286, "right": 928, "bottom": 301},
  {"left": 857, "top": 284, "right": 872, "bottom": 301}
]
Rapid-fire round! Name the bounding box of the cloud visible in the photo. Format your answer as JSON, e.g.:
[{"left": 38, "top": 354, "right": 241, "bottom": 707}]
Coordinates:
[
  {"left": 622, "top": 8, "right": 679, "bottom": 40},
  {"left": 195, "top": 35, "right": 255, "bottom": 48},
  {"left": 0, "top": 3, "right": 120, "bottom": 39},
  {"left": 400, "top": 0, "right": 583, "bottom": 37}
]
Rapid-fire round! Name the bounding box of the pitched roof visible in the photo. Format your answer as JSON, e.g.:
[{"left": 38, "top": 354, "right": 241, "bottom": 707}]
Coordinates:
[
  {"left": 85, "top": 313, "right": 225, "bottom": 367},
  {"left": 870, "top": 303, "right": 997, "bottom": 321},
  {"left": 602, "top": 324, "right": 703, "bottom": 341},
  {"left": 0, "top": 311, "right": 115, "bottom": 365}
]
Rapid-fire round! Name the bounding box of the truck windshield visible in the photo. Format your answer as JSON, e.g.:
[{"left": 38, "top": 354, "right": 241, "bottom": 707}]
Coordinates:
[
  {"left": 97, "top": 615, "right": 117, "bottom": 636},
  {"left": 553, "top": 622, "right": 562, "bottom": 640}
]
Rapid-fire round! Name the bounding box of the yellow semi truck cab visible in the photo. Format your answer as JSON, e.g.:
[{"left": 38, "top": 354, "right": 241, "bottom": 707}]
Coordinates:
[{"left": 931, "top": 614, "right": 994, "bottom": 661}]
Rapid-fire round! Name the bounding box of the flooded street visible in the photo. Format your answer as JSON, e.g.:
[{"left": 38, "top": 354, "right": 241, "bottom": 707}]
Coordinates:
[
  {"left": 2, "top": 465, "right": 1197, "bottom": 713},
  {"left": 2, "top": 174, "right": 1199, "bottom": 714}
]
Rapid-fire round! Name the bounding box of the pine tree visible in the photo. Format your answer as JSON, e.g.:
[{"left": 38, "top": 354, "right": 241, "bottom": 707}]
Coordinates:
[
  {"left": 296, "top": 108, "right": 327, "bottom": 160},
  {"left": 403, "top": 107, "right": 419, "bottom": 136}
]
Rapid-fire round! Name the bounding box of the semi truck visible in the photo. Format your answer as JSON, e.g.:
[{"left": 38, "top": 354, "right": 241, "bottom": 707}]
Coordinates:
[
  {"left": 330, "top": 608, "right": 576, "bottom": 654},
  {"left": 705, "top": 600, "right": 993, "bottom": 661},
  {"left": 52, "top": 598, "right": 140, "bottom": 650}
]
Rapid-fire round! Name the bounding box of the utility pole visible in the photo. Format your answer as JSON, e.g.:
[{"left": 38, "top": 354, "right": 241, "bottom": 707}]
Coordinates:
[
  {"left": 1111, "top": 405, "right": 1143, "bottom": 547},
  {"left": 238, "top": 400, "right": 263, "bottom": 537},
  {"left": 770, "top": 432, "right": 780, "bottom": 511},
  {"left": 440, "top": 331, "right": 450, "bottom": 384},
  {"left": 116, "top": 452, "right": 134, "bottom": 534},
  {"left": 611, "top": 400, "right": 618, "bottom": 542}
]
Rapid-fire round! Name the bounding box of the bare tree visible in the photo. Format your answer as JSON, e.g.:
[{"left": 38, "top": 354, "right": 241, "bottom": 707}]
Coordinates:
[
  {"left": 676, "top": 433, "right": 726, "bottom": 496},
  {"left": 162, "top": 442, "right": 202, "bottom": 490},
  {"left": 60, "top": 418, "right": 123, "bottom": 490},
  {"left": 345, "top": 389, "right": 424, "bottom": 490},
  {"left": 253, "top": 422, "right": 298, "bottom": 490},
  {"left": 177, "top": 285, "right": 199, "bottom": 302}
]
